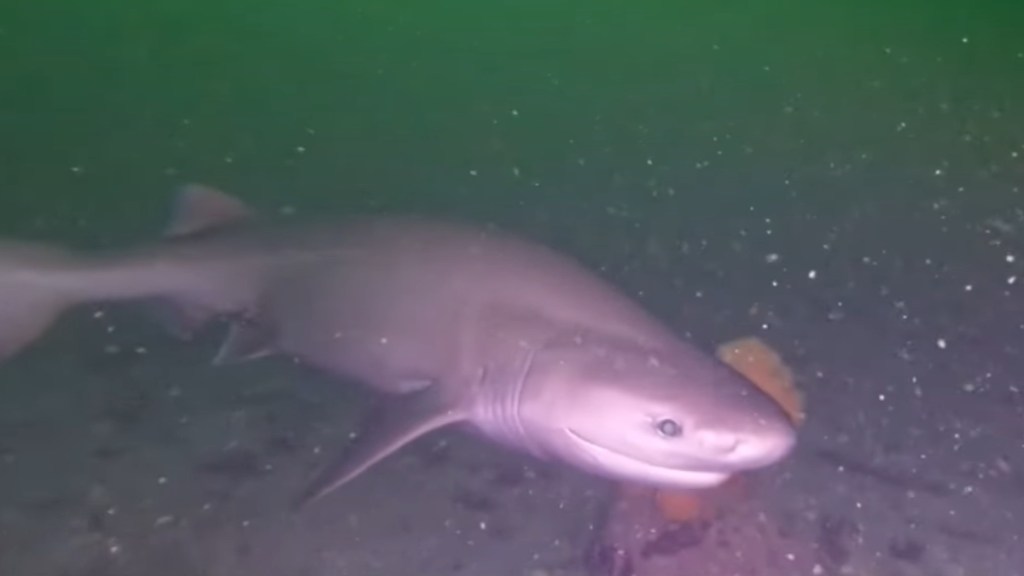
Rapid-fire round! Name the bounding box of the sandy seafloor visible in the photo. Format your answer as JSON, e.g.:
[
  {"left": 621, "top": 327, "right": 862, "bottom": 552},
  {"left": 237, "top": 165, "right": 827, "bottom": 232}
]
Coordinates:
[{"left": 1, "top": 205, "right": 1023, "bottom": 576}]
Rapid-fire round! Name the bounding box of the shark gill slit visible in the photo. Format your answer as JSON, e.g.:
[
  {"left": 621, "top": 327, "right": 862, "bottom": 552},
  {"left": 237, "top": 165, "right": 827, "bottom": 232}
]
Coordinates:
[
  {"left": 509, "top": 346, "right": 536, "bottom": 449},
  {"left": 480, "top": 345, "right": 537, "bottom": 454}
]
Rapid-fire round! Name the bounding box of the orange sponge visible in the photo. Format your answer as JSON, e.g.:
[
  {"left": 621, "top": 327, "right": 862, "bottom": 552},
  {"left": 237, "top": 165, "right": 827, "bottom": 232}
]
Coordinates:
[{"left": 715, "top": 336, "right": 804, "bottom": 426}]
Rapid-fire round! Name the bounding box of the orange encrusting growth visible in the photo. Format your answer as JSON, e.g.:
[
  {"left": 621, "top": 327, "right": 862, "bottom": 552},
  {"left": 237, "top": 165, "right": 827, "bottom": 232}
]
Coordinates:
[
  {"left": 653, "top": 474, "right": 749, "bottom": 522},
  {"left": 715, "top": 336, "right": 805, "bottom": 426},
  {"left": 651, "top": 336, "right": 804, "bottom": 523}
]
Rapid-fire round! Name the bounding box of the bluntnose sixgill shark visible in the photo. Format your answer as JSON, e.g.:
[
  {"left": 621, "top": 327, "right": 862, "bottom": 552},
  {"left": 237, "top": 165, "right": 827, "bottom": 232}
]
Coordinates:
[{"left": 0, "top": 184, "right": 797, "bottom": 507}]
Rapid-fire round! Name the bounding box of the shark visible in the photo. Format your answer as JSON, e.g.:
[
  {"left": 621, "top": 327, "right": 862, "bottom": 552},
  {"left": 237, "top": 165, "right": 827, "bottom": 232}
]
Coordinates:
[{"left": 0, "top": 184, "right": 796, "bottom": 507}]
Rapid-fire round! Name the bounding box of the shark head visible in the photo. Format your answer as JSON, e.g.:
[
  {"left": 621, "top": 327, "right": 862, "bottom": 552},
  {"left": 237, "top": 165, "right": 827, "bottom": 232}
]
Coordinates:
[{"left": 520, "top": 335, "right": 797, "bottom": 488}]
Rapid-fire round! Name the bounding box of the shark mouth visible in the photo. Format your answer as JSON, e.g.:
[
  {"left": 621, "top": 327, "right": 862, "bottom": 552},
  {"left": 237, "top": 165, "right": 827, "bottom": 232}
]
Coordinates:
[{"left": 564, "top": 428, "right": 730, "bottom": 487}]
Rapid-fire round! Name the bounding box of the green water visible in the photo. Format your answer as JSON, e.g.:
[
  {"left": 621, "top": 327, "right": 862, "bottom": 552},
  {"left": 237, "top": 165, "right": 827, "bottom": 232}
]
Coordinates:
[{"left": 1, "top": 0, "right": 1021, "bottom": 238}]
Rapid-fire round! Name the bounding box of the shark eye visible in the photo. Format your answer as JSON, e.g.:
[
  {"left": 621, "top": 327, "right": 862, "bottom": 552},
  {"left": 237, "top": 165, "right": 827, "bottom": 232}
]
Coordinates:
[{"left": 656, "top": 418, "right": 682, "bottom": 438}]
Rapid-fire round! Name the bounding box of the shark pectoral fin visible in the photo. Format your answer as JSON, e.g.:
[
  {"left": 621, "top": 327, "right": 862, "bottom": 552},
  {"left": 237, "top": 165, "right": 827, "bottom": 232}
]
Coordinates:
[
  {"left": 165, "top": 183, "right": 256, "bottom": 238},
  {"left": 293, "top": 388, "right": 465, "bottom": 510},
  {"left": 140, "top": 298, "right": 216, "bottom": 340},
  {"left": 212, "top": 319, "right": 276, "bottom": 365}
]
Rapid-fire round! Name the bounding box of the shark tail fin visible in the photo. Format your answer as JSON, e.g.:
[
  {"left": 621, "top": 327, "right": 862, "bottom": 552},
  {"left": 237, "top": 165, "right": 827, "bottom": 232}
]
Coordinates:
[{"left": 0, "top": 241, "right": 77, "bottom": 361}]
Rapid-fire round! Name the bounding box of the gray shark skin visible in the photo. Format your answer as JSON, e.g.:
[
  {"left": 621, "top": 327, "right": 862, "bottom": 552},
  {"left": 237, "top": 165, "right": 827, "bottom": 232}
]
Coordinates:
[{"left": 0, "top": 184, "right": 796, "bottom": 507}]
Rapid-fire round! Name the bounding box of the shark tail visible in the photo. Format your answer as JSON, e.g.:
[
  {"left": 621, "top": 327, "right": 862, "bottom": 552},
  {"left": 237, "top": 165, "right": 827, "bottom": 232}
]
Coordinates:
[
  {"left": 0, "top": 184, "right": 257, "bottom": 363},
  {"left": 0, "top": 241, "right": 79, "bottom": 360}
]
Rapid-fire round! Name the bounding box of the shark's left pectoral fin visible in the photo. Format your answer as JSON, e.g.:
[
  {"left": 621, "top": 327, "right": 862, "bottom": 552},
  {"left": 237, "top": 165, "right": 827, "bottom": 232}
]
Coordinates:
[
  {"left": 212, "top": 319, "right": 276, "bottom": 365},
  {"left": 293, "top": 387, "right": 465, "bottom": 510}
]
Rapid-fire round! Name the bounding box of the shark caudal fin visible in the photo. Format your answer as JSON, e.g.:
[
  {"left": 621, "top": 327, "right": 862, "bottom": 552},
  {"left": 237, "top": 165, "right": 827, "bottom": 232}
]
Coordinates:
[
  {"left": 0, "top": 241, "right": 77, "bottom": 361},
  {"left": 0, "top": 184, "right": 256, "bottom": 362}
]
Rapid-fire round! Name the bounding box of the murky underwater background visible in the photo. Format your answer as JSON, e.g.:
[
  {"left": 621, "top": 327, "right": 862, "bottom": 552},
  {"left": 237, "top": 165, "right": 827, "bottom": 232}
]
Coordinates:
[{"left": 1, "top": 1, "right": 1023, "bottom": 575}]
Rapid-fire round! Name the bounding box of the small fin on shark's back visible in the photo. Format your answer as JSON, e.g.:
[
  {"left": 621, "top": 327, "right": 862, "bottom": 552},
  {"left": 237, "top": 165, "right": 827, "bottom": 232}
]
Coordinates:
[
  {"left": 293, "top": 386, "right": 466, "bottom": 510},
  {"left": 144, "top": 185, "right": 258, "bottom": 342},
  {"left": 165, "top": 183, "right": 255, "bottom": 238}
]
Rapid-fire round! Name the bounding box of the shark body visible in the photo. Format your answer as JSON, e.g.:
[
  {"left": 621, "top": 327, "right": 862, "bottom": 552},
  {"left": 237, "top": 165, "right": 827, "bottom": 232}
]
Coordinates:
[{"left": 0, "top": 185, "right": 797, "bottom": 506}]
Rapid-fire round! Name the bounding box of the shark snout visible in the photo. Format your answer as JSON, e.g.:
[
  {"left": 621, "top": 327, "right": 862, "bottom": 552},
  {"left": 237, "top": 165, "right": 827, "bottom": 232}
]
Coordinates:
[
  {"left": 693, "top": 429, "right": 741, "bottom": 454},
  {"left": 692, "top": 425, "right": 796, "bottom": 470}
]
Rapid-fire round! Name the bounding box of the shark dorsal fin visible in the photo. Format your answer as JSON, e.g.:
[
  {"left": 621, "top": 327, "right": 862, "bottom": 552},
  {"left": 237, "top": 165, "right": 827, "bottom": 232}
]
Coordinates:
[{"left": 165, "top": 183, "right": 255, "bottom": 237}]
